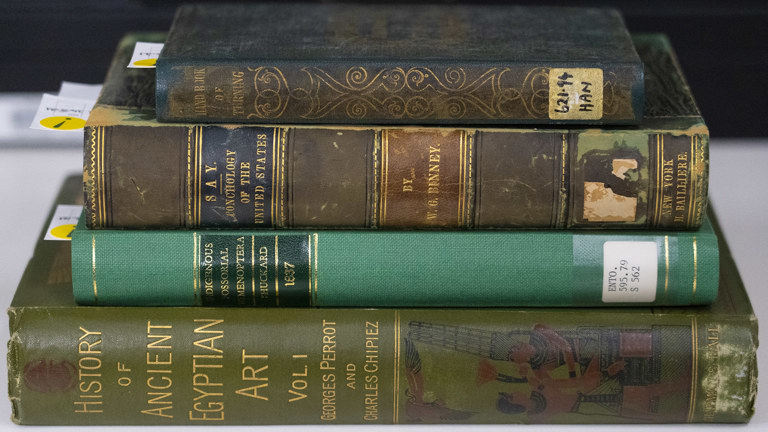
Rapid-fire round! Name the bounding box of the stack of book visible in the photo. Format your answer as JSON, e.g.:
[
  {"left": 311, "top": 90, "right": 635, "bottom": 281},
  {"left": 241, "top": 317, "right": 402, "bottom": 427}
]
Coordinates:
[{"left": 7, "top": 4, "right": 756, "bottom": 425}]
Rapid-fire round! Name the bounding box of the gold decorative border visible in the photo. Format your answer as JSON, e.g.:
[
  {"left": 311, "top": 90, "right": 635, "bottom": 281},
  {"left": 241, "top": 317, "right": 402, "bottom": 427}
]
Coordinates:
[
  {"left": 91, "top": 235, "right": 98, "bottom": 303},
  {"left": 664, "top": 235, "right": 670, "bottom": 298},
  {"left": 271, "top": 129, "right": 279, "bottom": 228},
  {"left": 313, "top": 233, "right": 318, "bottom": 306},
  {"left": 370, "top": 131, "right": 381, "bottom": 228},
  {"left": 86, "top": 127, "right": 97, "bottom": 227},
  {"left": 274, "top": 235, "right": 280, "bottom": 306},
  {"left": 687, "top": 134, "right": 699, "bottom": 227},
  {"left": 464, "top": 131, "right": 474, "bottom": 228},
  {"left": 252, "top": 235, "right": 257, "bottom": 306},
  {"left": 186, "top": 127, "right": 193, "bottom": 227},
  {"left": 458, "top": 131, "right": 466, "bottom": 226},
  {"left": 192, "top": 232, "right": 199, "bottom": 305},
  {"left": 276, "top": 128, "right": 287, "bottom": 227},
  {"left": 99, "top": 126, "right": 106, "bottom": 227},
  {"left": 196, "top": 126, "right": 203, "bottom": 226},
  {"left": 87, "top": 126, "right": 107, "bottom": 228},
  {"left": 393, "top": 310, "right": 401, "bottom": 424},
  {"left": 653, "top": 134, "right": 664, "bottom": 227},
  {"left": 558, "top": 133, "right": 569, "bottom": 228},
  {"left": 688, "top": 134, "right": 709, "bottom": 227},
  {"left": 692, "top": 236, "right": 698, "bottom": 301},
  {"left": 695, "top": 134, "right": 708, "bottom": 227},
  {"left": 688, "top": 316, "right": 699, "bottom": 422},
  {"left": 379, "top": 130, "right": 390, "bottom": 225},
  {"left": 186, "top": 125, "right": 204, "bottom": 227},
  {"left": 307, "top": 234, "right": 313, "bottom": 306}
]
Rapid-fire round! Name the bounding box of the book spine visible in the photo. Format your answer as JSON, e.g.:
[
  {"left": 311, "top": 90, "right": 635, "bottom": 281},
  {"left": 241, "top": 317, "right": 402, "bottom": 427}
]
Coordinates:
[
  {"left": 155, "top": 61, "right": 643, "bottom": 125},
  {"left": 7, "top": 306, "right": 755, "bottom": 425},
  {"left": 71, "top": 223, "right": 718, "bottom": 307},
  {"left": 83, "top": 124, "right": 708, "bottom": 230}
]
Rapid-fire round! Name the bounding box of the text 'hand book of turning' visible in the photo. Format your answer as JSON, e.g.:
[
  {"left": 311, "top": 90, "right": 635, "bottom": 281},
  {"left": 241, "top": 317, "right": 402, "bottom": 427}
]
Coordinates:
[
  {"left": 154, "top": 4, "right": 644, "bottom": 125},
  {"left": 86, "top": 33, "right": 706, "bottom": 231},
  {"left": 7, "top": 177, "right": 756, "bottom": 424}
]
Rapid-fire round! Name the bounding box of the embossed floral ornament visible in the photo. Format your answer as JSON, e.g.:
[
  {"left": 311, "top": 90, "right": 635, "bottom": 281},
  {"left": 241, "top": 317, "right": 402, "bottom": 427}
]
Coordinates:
[{"left": 246, "top": 66, "right": 556, "bottom": 121}]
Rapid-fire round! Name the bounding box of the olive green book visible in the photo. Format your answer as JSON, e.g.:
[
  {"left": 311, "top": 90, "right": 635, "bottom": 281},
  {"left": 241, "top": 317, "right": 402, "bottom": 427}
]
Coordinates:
[
  {"left": 7, "top": 177, "right": 756, "bottom": 425},
  {"left": 87, "top": 33, "right": 706, "bottom": 231},
  {"left": 155, "top": 4, "right": 644, "bottom": 125}
]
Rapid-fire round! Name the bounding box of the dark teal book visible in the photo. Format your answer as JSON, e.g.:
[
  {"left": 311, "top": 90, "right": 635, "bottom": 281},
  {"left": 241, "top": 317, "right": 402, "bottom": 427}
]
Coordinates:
[{"left": 155, "top": 4, "right": 644, "bottom": 125}]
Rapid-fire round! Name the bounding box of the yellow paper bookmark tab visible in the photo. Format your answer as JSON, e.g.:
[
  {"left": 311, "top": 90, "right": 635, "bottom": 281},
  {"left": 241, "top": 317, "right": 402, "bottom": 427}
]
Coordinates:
[
  {"left": 30, "top": 94, "right": 96, "bottom": 132},
  {"left": 128, "top": 41, "right": 164, "bottom": 68},
  {"left": 44, "top": 205, "right": 82, "bottom": 241}
]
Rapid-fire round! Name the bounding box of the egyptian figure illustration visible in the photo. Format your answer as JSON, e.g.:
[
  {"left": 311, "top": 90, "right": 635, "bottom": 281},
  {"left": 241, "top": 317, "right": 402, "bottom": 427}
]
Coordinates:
[
  {"left": 581, "top": 145, "right": 644, "bottom": 222},
  {"left": 403, "top": 339, "right": 478, "bottom": 423},
  {"left": 404, "top": 321, "right": 691, "bottom": 423},
  {"left": 493, "top": 355, "right": 687, "bottom": 422}
]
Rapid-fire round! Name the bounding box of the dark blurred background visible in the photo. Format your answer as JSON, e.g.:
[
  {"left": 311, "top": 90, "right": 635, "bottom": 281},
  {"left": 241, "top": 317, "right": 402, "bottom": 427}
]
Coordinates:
[{"left": 2, "top": 0, "right": 766, "bottom": 137}]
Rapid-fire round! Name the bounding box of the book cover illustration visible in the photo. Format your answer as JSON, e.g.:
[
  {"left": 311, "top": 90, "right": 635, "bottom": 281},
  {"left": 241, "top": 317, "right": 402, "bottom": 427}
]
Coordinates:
[{"left": 400, "top": 320, "right": 693, "bottom": 423}]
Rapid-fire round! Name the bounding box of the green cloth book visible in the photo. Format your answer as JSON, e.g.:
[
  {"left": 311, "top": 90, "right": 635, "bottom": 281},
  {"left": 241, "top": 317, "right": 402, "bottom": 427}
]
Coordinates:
[
  {"left": 7, "top": 176, "right": 756, "bottom": 424},
  {"left": 71, "top": 202, "right": 719, "bottom": 308},
  {"left": 86, "top": 33, "right": 706, "bottom": 230},
  {"left": 155, "top": 4, "right": 644, "bottom": 125}
]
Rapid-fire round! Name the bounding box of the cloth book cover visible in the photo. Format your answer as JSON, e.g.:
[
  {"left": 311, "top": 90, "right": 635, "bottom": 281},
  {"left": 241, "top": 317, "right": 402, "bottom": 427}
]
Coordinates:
[{"left": 155, "top": 4, "right": 644, "bottom": 125}]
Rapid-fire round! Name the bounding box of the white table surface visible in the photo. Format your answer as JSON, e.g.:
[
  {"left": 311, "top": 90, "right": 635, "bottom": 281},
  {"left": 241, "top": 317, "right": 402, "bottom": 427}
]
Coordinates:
[{"left": 0, "top": 137, "right": 765, "bottom": 431}]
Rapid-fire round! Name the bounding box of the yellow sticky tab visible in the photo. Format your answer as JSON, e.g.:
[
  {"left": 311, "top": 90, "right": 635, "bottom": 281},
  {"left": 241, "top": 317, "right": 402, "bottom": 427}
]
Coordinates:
[
  {"left": 128, "top": 41, "right": 164, "bottom": 69},
  {"left": 39, "top": 116, "right": 87, "bottom": 131},
  {"left": 50, "top": 224, "right": 77, "bottom": 240},
  {"left": 44, "top": 205, "right": 82, "bottom": 241},
  {"left": 133, "top": 58, "right": 157, "bottom": 67}
]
